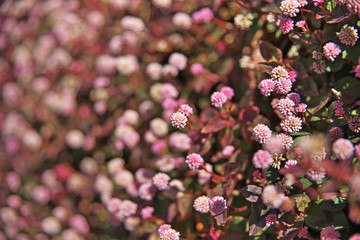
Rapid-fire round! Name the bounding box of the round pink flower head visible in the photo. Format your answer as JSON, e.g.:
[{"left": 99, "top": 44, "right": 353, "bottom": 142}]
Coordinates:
[
  {"left": 262, "top": 185, "right": 285, "bottom": 209},
  {"left": 252, "top": 123, "right": 272, "bottom": 144},
  {"left": 286, "top": 92, "right": 301, "bottom": 105},
  {"left": 323, "top": 42, "right": 341, "bottom": 62},
  {"left": 275, "top": 77, "right": 292, "bottom": 95},
  {"left": 186, "top": 153, "right": 204, "bottom": 170},
  {"left": 327, "top": 127, "right": 344, "bottom": 141},
  {"left": 339, "top": 26, "right": 359, "bottom": 46},
  {"left": 170, "top": 112, "right": 188, "bottom": 129},
  {"left": 193, "top": 195, "right": 210, "bottom": 213},
  {"left": 160, "top": 228, "right": 180, "bottom": 240},
  {"left": 141, "top": 206, "right": 154, "bottom": 219},
  {"left": 190, "top": 63, "right": 204, "bottom": 75},
  {"left": 279, "top": 18, "right": 294, "bottom": 34},
  {"left": 220, "top": 86, "right": 235, "bottom": 100},
  {"left": 118, "top": 200, "right": 138, "bottom": 217},
  {"left": 349, "top": 233, "right": 360, "bottom": 240},
  {"left": 288, "top": 70, "right": 298, "bottom": 82},
  {"left": 332, "top": 138, "right": 354, "bottom": 161},
  {"left": 158, "top": 224, "right": 172, "bottom": 235},
  {"left": 252, "top": 150, "right": 274, "bottom": 169},
  {"left": 178, "top": 104, "right": 193, "bottom": 117},
  {"left": 222, "top": 145, "right": 235, "bottom": 156},
  {"left": 285, "top": 159, "right": 298, "bottom": 168},
  {"left": 280, "top": 116, "right": 302, "bottom": 133},
  {"left": 211, "top": 91, "right": 227, "bottom": 108},
  {"left": 320, "top": 227, "right": 340, "bottom": 240},
  {"left": 280, "top": 0, "right": 300, "bottom": 17},
  {"left": 276, "top": 98, "right": 295, "bottom": 117},
  {"left": 277, "top": 133, "right": 294, "bottom": 150},
  {"left": 169, "top": 52, "right": 187, "bottom": 71},
  {"left": 209, "top": 196, "right": 227, "bottom": 215},
  {"left": 271, "top": 66, "right": 289, "bottom": 81},
  {"left": 259, "top": 79, "right": 275, "bottom": 97},
  {"left": 152, "top": 172, "right": 171, "bottom": 190}
]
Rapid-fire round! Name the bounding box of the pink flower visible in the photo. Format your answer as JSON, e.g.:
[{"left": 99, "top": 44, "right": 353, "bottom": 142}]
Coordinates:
[
  {"left": 252, "top": 150, "right": 274, "bottom": 169},
  {"left": 332, "top": 138, "right": 354, "bottom": 160},
  {"left": 220, "top": 86, "right": 235, "bottom": 100},
  {"left": 192, "top": 8, "right": 214, "bottom": 23},
  {"left": 222, "top": 145, "right": 235, "bottom": 156},
  {"left": 280, "top": 0, "right": 300, "bottom": 17},
  {"left": 275, "top": 77, "right": 292, "bottom": 94},
  {"left": 262, "top": 185, "right": 285, "bottom": 209},
  {"left": 158, "top": 224, "right": 172, "bottom": 235},
  {"left": 209, "top": 196, "right": 227, "bottom": 215},
  {"left": 323, "top": 42, "right": 341, "bottom": 62},
  {"left": 69, "top": 215, "right": 89, "bottom": 235},
  {"left": 259, "top": 79, "right": 275, "bottom": 96},
  {"left": 313, "top": 0, "right": 325, "bottom": 6},
  {"left": 178, "top": 104, "right": 193, "bottom": 116},
  {"left": 276, "top": 98, "right": 295, "bottom": 117},
  {"left": 170, "top": 112, "right": 188, "bottom": 129},
  {"left": 190, "top": 63, "right": 204, "bottom": 75},
  {"left": 288, "top": 70, "right": 298, "bottom": 82},
  {"left": 118, "top": 200, "right": 138, "bottom": 217},
  {"left": 186, "top": 153, "right": 204, "bottom": 170},
  {"left": 169, "top": 52, "right": 187, "bottom": 71},
  {"left": 152, "top": 173, "right": 171, "bottom": 190},
  {"left": 280, "top": 116, "right": 302, "bottom": 133},
  {"left": 279, "top": 18, "right": 294, "bottom": 34},
  {"left": 193, "top": 196, "right": 210, "bottom": 213},
  {"left": 295, "top": 103, "right": 307, "bottom": 113},
  {"left": 320, "top": 227, "right": 340, "bottom": 240},
  {"left": 355, "top": 64, "right": 360, "bottom": 78},
  {"left": 252, "top": 123, "right": 272, "bottom": 144},
  {"left": 286, "top": 92, "right": 301, "bottom": 104},
  {"left": 141, "top": 206, "right": 154, "bottom": 219},
  {"left": 211, "top": 91, "right": 227, "bottom": 108},
  {"left": 296, "top": 20, "right": 306, "bottom": 32}
]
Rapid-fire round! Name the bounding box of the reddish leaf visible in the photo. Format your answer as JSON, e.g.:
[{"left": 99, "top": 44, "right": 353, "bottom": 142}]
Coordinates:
[
  {"left": 259, "top": 41, "right": 283, "bottom": 61},
  {"left": 201, "top": 114, "right": 235, "bottom": 134},
  {"left": 209, "top": 222, "right": 221, "bottom": 240},
  {"left": 238, "top": 106, "right": 260, "bottom": 125},
  {"left": 240, "top": 185, "right": 262, "bottom": 203},
  {"left": 167, "top": 203, "right": 177, "bottom": 223},
  {"left": 177, "top": 196, "right": 192, "bottom": 218}
]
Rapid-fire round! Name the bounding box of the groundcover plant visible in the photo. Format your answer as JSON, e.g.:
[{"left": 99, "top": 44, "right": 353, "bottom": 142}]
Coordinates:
[{"left": 1, "top": 0, "right": 360, "bottom": 239}]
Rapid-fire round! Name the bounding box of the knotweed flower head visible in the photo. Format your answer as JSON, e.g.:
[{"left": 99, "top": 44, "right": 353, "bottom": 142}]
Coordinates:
[
  {"left": 252, "top": 123, "right": 272, "bottom": 144},
  {"left": 141, "top": 206, "right": 154, "bottom": 219},
  {"left": 288, "top": 70, "right": 298, "bottom": 82},
  {"left": 276, "top": 98, "right": 295, "bottom": 117},
  {"left": 170, "top": 112, "right": 188, "bottom": 129},
  {"left": 160, "top": 83, "right": 179, "bottom": 99},
  {"left": 160, "top": 228, "right": 180, "bottom": 240},
  {"left": 280, "top": 116, "right": 302, "bottom": 133},
  {"left": 275, "top": 77, "right": 292, "bottom": 94},
  {"left": 286, "top": 92, "right": 301, "bottom": 105},
  {"left": 146, "top": 62, "right": 163, "bottom": 80},
  {"left": 120, "top": 16, "right": 145, "bottom": 32},
  {"left": 284, "top": 160, "right": 298, "bottom": 168},
  {"left": 307, "top": 168, "right": 326, "bottom": 182},
  {"left": 169, "top": 132, "right": 191, "bottom": 151},
  {"left": 259, "top": 79, "right": 275, "bottom": 96},
  {"left": 262, "top": 185, "right": 285, "bottom": 209},
  {"left": 295, "top": 103, "right": 307, "bottom": 113},
  {"left": 222, "top": 145, "right": 235, "bottom": 156},
  {"left": 172, "top": 12, "right": 192, "bottom": 30},
  {"left": 135, "top": 168, "right": 154, "bottom": 184},
  {"left": 277, "top": 133, "right": 294, "bottom": 150},
  {"left": 152, "top": 173, "right": 170, "bottom": 190},
  {"left": 169, "top": 52, "right": 187, "bottom": 71},
  {"left": 192, "top": 8, "right": 214, "bottom": 24},
  {"left": 332, "top": 138, "right": 354, "bottom": 160},
  {"left": 220, "top": 86, "right": 235, "bottom": 100},
  {"left": 320, "top": 227, "right": 340, "bottom": 240},
  {"left": 193, "top": 196, "right": 210, "bottom": 213},
  {"left": 280, "top": 0, "right": 300, "bottom": 17},
  {"left": 348, "top": 115, "right": 360, "bottom": 133},
  {"left": 339, "top": 26, "right": 358, "bottom": 46},
  {"left": 279, "top": 18, "right": 294, "bottom": 34},
  {"left": 209, "top": 196, "right": 227, "bottom": 215},
  {"left": 211, "top": 91, "right": 227, "bottom": 108},
  {"left": 158, "top": 224, "right": 172, "bottom": 235},
  {"left": 178, "top": 104, "right": 193, "bottom": 116},
  {"left": 138, "top": 183, "right": 156, "bottom": 200},
  {"left": 152, "top": 0, "right": 172, "bottom": 8},
  {"left": 252, "top": 150, "right": 274, "bottom": 169},
  {"left": 323, "top": 42, "right": 341, "bottom": 62},
  {"left": 234, "top": 13, "right": 254, "bottom": 30},
  {"left": 271, "top": 66, "right": 289, "bottom": 81},
  {"left": 186, "top": 153, "right": 204, "bottom": 170},
  {"left": 313, "top": 60, "right": 326, "bottom": 74},
  {"left": 327, "top": 127, "right": 344, "bottom": 141},
  {"left": 190, "top": 63, "right": 204, "bottom": 75}
]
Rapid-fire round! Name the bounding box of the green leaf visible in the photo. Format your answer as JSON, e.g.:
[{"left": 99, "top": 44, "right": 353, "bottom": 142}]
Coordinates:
[
  {"left": 305, "top": 201, "right": 350, "bottom": 231},
  {"left": 323, "top": 23, "right": 341, "bottom": 41},
  {"left": 321, "top": 199, "right": 347, "bottom": 212},
  {"left": 335, "top": 76, "right": 360, "bottom": 104},
  {"left": 294, "top": 194, "right": 311, "bottom": 212},
  {"left": 259, "top": 41, "right": 283, "bottom": 62},
  {"left": 295, "top": 75, "right": 319, "bottom": 97},
  {"left": 306, "top": 92, "right": 330, "bottom": 115}
]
